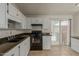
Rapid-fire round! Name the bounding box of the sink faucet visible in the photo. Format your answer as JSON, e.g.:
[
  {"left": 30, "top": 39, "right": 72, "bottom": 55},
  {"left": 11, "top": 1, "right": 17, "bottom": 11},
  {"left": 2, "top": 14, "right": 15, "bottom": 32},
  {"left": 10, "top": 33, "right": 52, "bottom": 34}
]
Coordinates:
[
  {"left": 8, "top": 35, "right": 15, "bottom": 40},
  {"left": 8, "top": 36, "right": 11, "bottom": 40}
]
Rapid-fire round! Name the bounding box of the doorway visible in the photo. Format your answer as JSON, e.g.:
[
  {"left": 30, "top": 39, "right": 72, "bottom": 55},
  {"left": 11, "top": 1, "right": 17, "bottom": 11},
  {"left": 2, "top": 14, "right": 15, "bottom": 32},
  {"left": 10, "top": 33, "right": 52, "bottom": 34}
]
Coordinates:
[{"left": 51, "top": 19, "right": 70, "bottom": 46}]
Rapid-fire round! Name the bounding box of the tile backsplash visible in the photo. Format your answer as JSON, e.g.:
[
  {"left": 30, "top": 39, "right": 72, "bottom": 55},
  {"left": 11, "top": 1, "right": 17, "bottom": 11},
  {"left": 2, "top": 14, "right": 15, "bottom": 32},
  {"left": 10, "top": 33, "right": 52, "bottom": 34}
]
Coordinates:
[{"left": 0, "top": 29, "right": 27, "bottom": 38}]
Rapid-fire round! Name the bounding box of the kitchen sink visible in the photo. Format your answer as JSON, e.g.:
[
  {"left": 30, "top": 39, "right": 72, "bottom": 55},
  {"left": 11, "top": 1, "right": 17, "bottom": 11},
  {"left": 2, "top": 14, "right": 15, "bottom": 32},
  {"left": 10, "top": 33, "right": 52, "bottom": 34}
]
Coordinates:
[
  {"left": 0, "top": 35, "right": 27, "bottom": 44},
  {"left": 7, "top": 37, "right": 26, "bottom": 42}
]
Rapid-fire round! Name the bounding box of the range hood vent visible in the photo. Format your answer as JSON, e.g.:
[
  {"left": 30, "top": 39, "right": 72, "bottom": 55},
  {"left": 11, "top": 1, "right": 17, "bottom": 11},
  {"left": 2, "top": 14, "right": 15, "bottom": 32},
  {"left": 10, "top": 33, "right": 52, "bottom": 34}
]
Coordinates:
[{"left": 31, "top": 24, "right": 42, "bottom": 26}]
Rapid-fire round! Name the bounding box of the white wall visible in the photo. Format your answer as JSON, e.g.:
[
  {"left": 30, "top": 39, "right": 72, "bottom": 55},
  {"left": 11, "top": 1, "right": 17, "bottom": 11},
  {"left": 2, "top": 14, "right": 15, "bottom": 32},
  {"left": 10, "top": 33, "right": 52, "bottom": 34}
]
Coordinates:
[
  {"left": 72, "top": 12, "right": 79, "bottom": 36},
  {"left": 0, "top": 29, "right": 27, "bottom": 38}
]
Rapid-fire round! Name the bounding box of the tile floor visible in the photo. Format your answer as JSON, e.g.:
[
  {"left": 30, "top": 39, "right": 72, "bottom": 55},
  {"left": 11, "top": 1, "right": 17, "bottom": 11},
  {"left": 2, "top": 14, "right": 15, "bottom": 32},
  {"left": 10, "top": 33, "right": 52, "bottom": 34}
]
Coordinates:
[{"left": 28, "top": 45, "right": 79, "bottom": 56}]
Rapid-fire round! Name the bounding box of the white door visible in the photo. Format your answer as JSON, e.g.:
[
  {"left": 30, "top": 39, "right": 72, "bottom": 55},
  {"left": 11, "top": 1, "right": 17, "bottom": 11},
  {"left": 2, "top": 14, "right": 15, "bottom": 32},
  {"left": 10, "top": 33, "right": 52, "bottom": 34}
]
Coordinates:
[
  {"left": 60, "top": 20, "right": 70, "bottom": 46},
  {"left": 51, "top": 20, "right": 70, "bottom": 46}
]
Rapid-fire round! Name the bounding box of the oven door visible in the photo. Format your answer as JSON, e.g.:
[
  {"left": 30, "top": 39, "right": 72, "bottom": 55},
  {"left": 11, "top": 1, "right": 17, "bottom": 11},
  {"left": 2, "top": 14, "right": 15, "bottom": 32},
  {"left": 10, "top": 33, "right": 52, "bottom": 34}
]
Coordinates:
[{"left": 30, "top": 34, "right": 42, "bottom": 50}]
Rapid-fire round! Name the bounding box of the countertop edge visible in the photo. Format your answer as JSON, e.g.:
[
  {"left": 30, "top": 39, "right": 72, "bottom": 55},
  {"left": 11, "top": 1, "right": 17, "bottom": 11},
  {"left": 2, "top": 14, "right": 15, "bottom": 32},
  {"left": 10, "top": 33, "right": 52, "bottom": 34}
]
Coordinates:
[{"left": 0, "top": 35, "right": 30, "bottom": 56}]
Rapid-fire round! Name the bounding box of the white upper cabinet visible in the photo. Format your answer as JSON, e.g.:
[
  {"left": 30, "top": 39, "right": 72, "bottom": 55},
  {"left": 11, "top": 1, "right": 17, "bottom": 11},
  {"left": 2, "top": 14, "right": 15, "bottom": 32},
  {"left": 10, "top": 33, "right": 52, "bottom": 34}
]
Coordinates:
[
  {"left": 7, "top": 3, "right": 27, "bottom": 29},
  {"left": 43, "top": 19, "right": 49, "bottom": 29},
  {"left": 31, "top": 18, "right": 43, "bottom": 24},
  {"left": 17, "top": 9, "right": 24, "bottom": 20},
  {"left": 8, "top": 4, "right": 18, "bottom": 18},
  {"left": 0, "top": 3, "right": 8, "bottom": 28},
  {"left": 7, "top": 4, "right": 22, "bottom": 23},
  {"left": 17, "top": 9, "right": 27, "bottom": 29},
  {"left": 42, "top": 19, "right": 51, "bottom": 33},
  {"left": 26, "top": 18, "right": 32, "bottom": 29},
  {"left": 21, "top": 16, "right": 27, "bottom": 29},
  {"left": 0, "top": 3, "right": 31, "bottom": 29}
]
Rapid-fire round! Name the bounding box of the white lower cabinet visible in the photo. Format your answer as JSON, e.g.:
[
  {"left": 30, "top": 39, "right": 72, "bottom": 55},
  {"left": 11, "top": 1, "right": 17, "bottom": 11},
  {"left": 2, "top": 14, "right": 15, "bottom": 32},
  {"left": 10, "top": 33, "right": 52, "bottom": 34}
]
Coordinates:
[
  {"left": 3, "top": 45, "right": 19, "bottom": 56},
  {"left": 3, "top": 37, "right": 30, "bottom": 56},
  {"left": 43, "top": 36, "right": 51, "bottom": 49},
  {"left": 19, "top": 37, "right": 30, "bottom": 56},
  {"left": 71, "top": 38, "right": 79, "bottom": 52},
  {"left": 25, "top": 37, "right": 30, "bottom": 55},
  {"left": 19, "top": 43, "right": 25, "bottom": 56}
]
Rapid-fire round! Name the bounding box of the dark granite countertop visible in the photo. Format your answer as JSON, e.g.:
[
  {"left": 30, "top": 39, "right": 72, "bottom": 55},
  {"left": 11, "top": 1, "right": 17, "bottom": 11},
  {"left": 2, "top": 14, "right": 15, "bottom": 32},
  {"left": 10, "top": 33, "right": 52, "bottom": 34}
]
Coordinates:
[
  {"left": 0, "top": 35, "right": 29, "bottom": 56},
  {"left": 42, "top": 33, "right": 52, "bottom": 36},
  {"left": 72, "top": 36, "right": 79, "bottom": 39},
  {"left": 0, "top": 43, "right": 17, "bottom": 55},
  {"left": 26, "top": 33, "right": 52, "bottom": 36}
]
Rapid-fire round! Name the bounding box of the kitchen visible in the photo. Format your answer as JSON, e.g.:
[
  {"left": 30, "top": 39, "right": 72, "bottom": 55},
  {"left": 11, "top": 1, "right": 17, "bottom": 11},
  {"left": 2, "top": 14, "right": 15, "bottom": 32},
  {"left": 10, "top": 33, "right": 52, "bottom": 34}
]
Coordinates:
[{"left": 0, "top": 3, "right": 79, "bottom": 56}]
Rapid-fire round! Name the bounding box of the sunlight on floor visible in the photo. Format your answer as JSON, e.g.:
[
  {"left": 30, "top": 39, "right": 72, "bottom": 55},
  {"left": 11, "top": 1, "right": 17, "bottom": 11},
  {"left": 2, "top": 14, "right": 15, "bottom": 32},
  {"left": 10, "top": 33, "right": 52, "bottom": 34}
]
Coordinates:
[{"left": 28, "top": 46, "right": 79, "bottom": 56}]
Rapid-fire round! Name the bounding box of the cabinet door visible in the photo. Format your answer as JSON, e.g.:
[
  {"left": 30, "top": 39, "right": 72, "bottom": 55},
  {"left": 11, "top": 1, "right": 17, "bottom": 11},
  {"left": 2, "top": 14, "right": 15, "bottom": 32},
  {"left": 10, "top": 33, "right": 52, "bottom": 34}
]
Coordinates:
[
  {"left": 17, "top": 10, "right": 24, "bottom": 20},
  {"left": 71, "top": 38, "right": 79, "bottom": 52},
  {"left": 19, "top": 43, "right": 26, "bottom": 56},
  {"left": 43, "top": 36, "right": 47, "bottom": 49},
  {"left": 22, "top": 17, "right": 27, "bottom": 29},
  {"left": 3, "top": 46, "right": 19, "bottom": 56},
  {"left": 20, "top": 37, "right": 30, "bottom": 56},
  {"left": 8, "top": 4, "right": 18, "bottom": 18},
  {"left": 42, "top": 19, "right": 51, "bottom": 33},
  {"left": 8, "top": 4, "right": 26, "bottom": 29},
  {"left": 25, "top": 37, "right": 30, "bottom": 55},
  {"left": 0, "top": 3, "right": 7, "bottom": 28},
  {"left": 37, "top": 18, "right": 42, "bottom": 24},
  {"left": 31, "top": 18, "right": 37, "bottom": 24},
  {"left": 19, "top": 39, "right": 27, "bottom": 56},
  {"left": 26, "top": 18, "right": 31, "bottom": 29},
  {"left": 43, "top": 36, "right": 51, "bottom": 49},
  {"left": 45, "top": 19, "right": 49, "bottom": 29}
]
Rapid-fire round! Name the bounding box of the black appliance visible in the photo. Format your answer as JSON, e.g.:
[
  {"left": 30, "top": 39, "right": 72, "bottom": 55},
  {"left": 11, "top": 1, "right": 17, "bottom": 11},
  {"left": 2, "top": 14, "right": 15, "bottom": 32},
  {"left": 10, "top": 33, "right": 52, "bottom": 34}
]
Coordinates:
[
  {"left": 30, "top": 31, "right": 42, "bottom": 50},
  {"left": 31, "top": 24, "right": 42, "bottom": 26}
]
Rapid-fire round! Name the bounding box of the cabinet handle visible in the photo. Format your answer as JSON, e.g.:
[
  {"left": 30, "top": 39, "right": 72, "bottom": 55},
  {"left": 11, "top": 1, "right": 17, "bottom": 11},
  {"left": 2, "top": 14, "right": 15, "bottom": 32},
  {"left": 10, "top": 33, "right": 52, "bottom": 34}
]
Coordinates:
[
  {"left": 18, "top": 46, "right": 20, "bottom": 56},
  {"left": 18, "top": 46, "right": 20, "bottom": 48}
]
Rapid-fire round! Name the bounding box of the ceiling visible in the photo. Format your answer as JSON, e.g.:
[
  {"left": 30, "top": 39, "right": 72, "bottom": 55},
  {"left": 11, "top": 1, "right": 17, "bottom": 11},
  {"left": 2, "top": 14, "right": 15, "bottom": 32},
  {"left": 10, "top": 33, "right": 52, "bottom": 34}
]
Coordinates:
[{"left": 16, "top": 3, "right": 79, "bottom": 15}]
